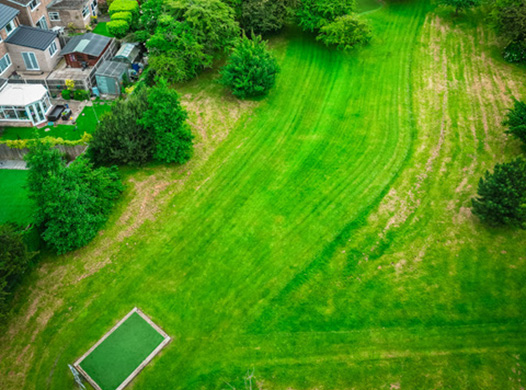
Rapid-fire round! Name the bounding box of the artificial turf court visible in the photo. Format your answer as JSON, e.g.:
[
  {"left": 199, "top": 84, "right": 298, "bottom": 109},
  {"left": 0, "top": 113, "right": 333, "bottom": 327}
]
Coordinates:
[{"left": 75, "top": 308, "right": 170, "bottom": 390}]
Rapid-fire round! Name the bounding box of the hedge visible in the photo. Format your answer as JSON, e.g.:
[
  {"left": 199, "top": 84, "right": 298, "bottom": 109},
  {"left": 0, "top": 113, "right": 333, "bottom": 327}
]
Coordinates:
[
  {"left": 107, "top": 19, "right": 130, "bottom": 38},
  {"left": 0, "top": 133, "right": 92, "bottom": 149},
  {"left": 111, "top": 11, "right": 133, "bottom": 24}
]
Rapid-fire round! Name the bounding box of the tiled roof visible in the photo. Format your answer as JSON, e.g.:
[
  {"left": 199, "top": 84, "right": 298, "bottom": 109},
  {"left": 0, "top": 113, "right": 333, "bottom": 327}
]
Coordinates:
[{"left": 5, "top": 26, "right": 58, "bottom": 51}]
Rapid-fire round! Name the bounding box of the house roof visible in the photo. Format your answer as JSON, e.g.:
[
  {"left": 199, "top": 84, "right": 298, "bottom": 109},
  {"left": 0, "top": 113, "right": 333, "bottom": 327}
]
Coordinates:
[
  {"left": 60, "top": 33, "right": 111, "bottom": 57},
  {"left": 47, "top": 0, "right": 88, "bottom": 11},
  {"left": 0, "top": 84, "right": 48, "bottom": 107},
  {"left": 0, "top": 4, "right": 19, "bottom": 30},
  {"left": 5, "top": 26, "right": 58, "bottom": 51}
]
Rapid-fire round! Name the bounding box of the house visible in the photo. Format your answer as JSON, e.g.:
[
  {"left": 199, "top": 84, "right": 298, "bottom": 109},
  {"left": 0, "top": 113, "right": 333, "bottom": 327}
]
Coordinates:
[
  {"left": 0, "top": 3, "right": 20, "bottom": 78},
  {"left": 0, "top": 80, "right": 52, "bottom": 126},
  {"left": 0, "top": 0, "right": 52, "bottom": 30},
  {"left": 60, "top": 32, "right": 110, "bottom": 68},
  {"left": 6, "top": 25, "right": 60, "bottom": 72},
  {"left": 47, "top": 0, "right": 98, "bottom": 30}
]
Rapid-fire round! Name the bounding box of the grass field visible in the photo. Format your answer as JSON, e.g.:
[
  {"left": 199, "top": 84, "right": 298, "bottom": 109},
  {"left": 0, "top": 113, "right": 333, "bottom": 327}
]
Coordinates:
[
  {"left": 0, "top": 170, "right": 33, "bottom": 226},
  {"left": 0, "top": 104, "right": 111, "bottom": 141},
  {"left": 93, "top": 22, "right": 113, "bottom": 38},
  {"left": 77, "top": 310, "right": 167, "bottom": 390},
  {"left": 1, "top": 1, "right": 526, "bottom": 389}
]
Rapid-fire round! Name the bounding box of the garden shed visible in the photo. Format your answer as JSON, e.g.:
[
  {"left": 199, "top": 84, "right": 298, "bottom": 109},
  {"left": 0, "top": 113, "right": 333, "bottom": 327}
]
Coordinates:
[
  {"left": 113, "top": 43, "right": 140, "bottom": 65},
  {"left": 95, "top": 60, "right": 129, "bottom": 95}
]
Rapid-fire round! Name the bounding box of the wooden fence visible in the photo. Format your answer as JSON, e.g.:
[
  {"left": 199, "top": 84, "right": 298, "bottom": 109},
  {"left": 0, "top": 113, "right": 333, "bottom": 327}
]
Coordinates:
[{"left": 0, "top": 144, "right": 88, "bottom": 161}]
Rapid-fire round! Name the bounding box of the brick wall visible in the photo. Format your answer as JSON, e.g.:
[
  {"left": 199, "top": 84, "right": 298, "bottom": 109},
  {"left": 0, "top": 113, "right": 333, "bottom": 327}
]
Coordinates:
[
  {"left": 49, "top": 9, "right": 90, "bottom": 29},
  {"left": 6, "top": 36, "right": 61, "bottom": 72}
]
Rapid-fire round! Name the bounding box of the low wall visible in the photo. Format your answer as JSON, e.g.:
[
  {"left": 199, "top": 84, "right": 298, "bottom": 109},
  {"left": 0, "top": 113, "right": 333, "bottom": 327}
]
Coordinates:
[{"left": 0, "top": 144, "right": 88, "bottom": 161}]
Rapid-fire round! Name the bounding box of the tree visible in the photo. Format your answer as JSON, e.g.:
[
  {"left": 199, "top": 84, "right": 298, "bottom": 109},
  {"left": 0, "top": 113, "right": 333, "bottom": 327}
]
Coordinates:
[
  {"left": 437, "top": 0, "right": 481, "bottom": 16},
  {"left": 296, "top": 0, "right": 355, "bottom": 32},
  {"left": 504, "top": 99, "right": 526, "bottom": 145},
  {"left": 490, "top": 0, "right": 526, "bottom": 42},
  {"left": 220, "top": 34, "right": 280, "bottom": 99},
  {"left": 89, "top": 88, "right": 154, "bottom": 166},
  {"left": 25, "top": 142, "right": 123, "bottom": 254},
  {"left": 317, "top": 14, "right": 371, "bottom": 50},
  {"left": 472, "top": 158, "right": 526, "bottom": 228},
  {"left": 139, "top": 79, "right": 194, "bottom": 164},
  {"left": 0, "top": 224, "right": 33, "bottom": 321},
  {"left": 241, "top": 0, "right": 288, "bottom": 35},
  {"left": 139, "top": 0, "right": 165, "bottom": 34}
]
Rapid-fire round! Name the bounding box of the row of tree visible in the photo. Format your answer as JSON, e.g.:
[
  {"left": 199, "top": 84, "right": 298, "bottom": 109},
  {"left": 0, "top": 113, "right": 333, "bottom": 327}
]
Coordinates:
[{"left": 472, "top": 100, "right": 526, "bottom": 228}]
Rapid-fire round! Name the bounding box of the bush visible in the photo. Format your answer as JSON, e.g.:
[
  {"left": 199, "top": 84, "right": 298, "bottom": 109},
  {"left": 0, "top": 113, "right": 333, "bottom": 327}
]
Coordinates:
[
  {"left": 317, "top": 14, "right": 372, "bottom": 50},
  {"left": 73, "top": 89, "right": 90, "bottom": 101},
  {"left": 503, "top": 40, "right": 526, "bottom": 64},
  {"left": 111, "top": 11, "right": 133, "bottom": 24},
  {"left": 503, "top": 99, "right": 526, "bottom": 145},
  {"left": 109, "top": 0, "right": 139, "bottom": 18},
  {"left": 0, "top": 224, "right": 33, "bottom": 322},
  {"left": 139, "top": 79, "right": 194, "bottom": 164},
  {"left": 89, "top": 88, "right": 154, "bottom": 166},
  {"left": 25, "top": 142, "right": 124, "bottom": 254},
  {"left": 61, "top": 89, "right": 71, "bottom": 100},
  {"left": 220, "top": 34, "right": 279, "bottom": 99},
  {"left": 107, "top": 19, "right": 130, "bottom": 38},
  {"left": 296, "top": 0, "right": 355, "bottom": 32},
  {"left": 241, "top": 0, "right": 287, "bottom": 35},
  {"left": 472, "top": 158, "right": 526, "bottom": 228}
]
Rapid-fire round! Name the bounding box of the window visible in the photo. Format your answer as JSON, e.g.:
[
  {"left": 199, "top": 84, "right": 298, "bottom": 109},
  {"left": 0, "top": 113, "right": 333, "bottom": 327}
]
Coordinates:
[
  {"left": 28, "top": 0, "right": 40, "bottom": 10},
  {"left": 82, "top": 5, "right": 90, "bottom": 18},
  {"left": 0, "top": 54, "right": 11, "bottom": 75},
  {"left": 48, "top": 41, "right": 57, "bottom": 56},
  {"left": 49, "top": 12, "right": 60, "bottom": 21},
  {"left": 22, "top": 52, "right": 39, "bottom": 70},
  {"left": 36, "top": 16, "right": 48, "bottom": 30},
  {"left": 5, "top": 20, "right": 16, "bottom": 36}
]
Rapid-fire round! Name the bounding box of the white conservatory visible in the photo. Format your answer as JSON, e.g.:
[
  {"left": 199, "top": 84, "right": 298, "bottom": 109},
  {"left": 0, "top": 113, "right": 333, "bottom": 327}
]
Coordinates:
[{"left": 0, "top": 83, "right": 52, "bottom": 126}]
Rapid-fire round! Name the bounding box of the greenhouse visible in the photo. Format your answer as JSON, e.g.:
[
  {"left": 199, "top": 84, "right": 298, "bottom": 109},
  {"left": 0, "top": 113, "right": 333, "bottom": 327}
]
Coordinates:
[
  {"left": 113, "top": 43, "right": 140, "bottom": 65},
  {"left": 95, "top": 60, "right": 129, "bottom": 95},
  {"left": 0, "top": 83, "right": 52, "bottom": 126}
]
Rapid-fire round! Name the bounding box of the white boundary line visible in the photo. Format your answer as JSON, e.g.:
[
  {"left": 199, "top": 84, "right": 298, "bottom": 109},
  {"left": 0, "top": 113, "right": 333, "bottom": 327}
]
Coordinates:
[{"left": 73, "top": 307, "right": 172, "bottom": 390}]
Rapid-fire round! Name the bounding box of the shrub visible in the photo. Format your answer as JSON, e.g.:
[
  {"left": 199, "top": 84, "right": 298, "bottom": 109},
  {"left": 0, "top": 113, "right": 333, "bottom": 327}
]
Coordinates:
[
  {"left": 25, "top": 142, "right": 124, "bottom": 254},
  {"left": 111, "top": 11, "right": 133, "bottom": 24},
  {"left": 107, "top": 19, "right": 130, "bottom": 38},
  {"left": 503, "top": 40, "right": 526, "bottom": 64},
  {"left": 317, "top": 14, "right": 372, "bottom": 50},
  {"left": 241, "top": 0, "right": 287, "bottom": 35},
  {"left": 472, "top": 158, "right": 526, "bottom": 228},
  {"left": 296, "top": 0, "right": 355, "bottom": 32},
  {"left": 89, "top": 88, "right": 154, "bottom": 166},
  {"left": 73, "top": 89, "right": 90, "bottom": 101},
  {"left": 61, "top": 89, "right": 71, "bottom": 100},
  {"left": 0, "top": 224, "right": 33, "bottom": 322},
  {"left": 139, "top": 79, "right": 193, "bottom": 164},
  {"left": 504, "top": 99, "right": 526, "bottom": 145},
  {"left": 220, "top": 34, "right": 279, "bottom": 99},
  {"left": 109, "top": 0, "right": 139, "bottom": 18}
]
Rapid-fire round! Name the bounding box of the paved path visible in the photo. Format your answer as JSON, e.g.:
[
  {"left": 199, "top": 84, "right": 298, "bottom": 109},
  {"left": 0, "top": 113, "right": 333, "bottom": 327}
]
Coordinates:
[{"left": 0, "top": 160, "right": 27, "bottom": 170}]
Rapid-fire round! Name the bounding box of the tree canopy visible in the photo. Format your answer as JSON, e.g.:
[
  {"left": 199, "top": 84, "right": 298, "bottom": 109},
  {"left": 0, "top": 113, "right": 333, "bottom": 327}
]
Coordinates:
[
  {"left": 504, "top": 99, "right": 526, "bottom": 145},
  {"left": 220, "top": 34, "right": 280, "bottom": 98},
  {"left": 241, "top": 0, "right": 288, "bottom": 35},
  {"left": 437, "top": 0, "right": 481, "bottom": 15},
  {"left": 296, "top": 0, "right": 356, "bottom": 32},
  {"left": 317, "top": 14, "right": 371, "bottom": 50},
  {"left": 472, "top": 158, "right": 526, "bottom": 228}
]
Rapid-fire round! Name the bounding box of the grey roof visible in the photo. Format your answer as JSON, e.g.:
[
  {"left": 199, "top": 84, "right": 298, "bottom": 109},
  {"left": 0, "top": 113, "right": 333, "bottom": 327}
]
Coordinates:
[
  {"left": 60, "top": 33, "right": 111, "bottom": 57},
  {"left": 47, "top": 0, "right": 88, "bottom": 11},
  {"left": 0, "top": 4, "right": 19, "bottom": 30},
  {"left": 5, "top": 26, "right": 58, "bottom": 51},
  {"left": 95, "top": 60, "right": 129, "bottom": 78}
]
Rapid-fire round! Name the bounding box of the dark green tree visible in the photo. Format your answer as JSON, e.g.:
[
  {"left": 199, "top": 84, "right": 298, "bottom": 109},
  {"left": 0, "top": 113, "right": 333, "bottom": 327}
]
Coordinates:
[
  {"left": 0, "top": 224, "right": 33, "bottom": 321},
  {"left": 472, "top": 158, "right": 526, "bottom": 228},
  {"left": 26, "top": 142, "right": 123, "bottom": 254},
  {"left": 241, "top": 0, "right": 288, "bottom": 35},
  {"left": 296, "top": 0, "right": 355, "bottom": 32},
  {"left": 89, "top": 88, "right": 154, "bottom": 166},
  {"left": 504, "top": 99, "right": 526, "bottom": 145},
  {"left": 490, "top": 0, "right": 526, "bottom": 42},
  {"left": 220, "top": 34, "right": 279, "bottom": 98},
  {"left": 139, "top": 79, "right": 194, "bottom": 164},
  {"left": 317, "top": 14, "right": 371, "bottom": 50},
  {"left": 139, "top": 0, "right": 165, "bottom": 34},
  {"left": 437, "top": 0, "right": 481, "bottom": 16}
]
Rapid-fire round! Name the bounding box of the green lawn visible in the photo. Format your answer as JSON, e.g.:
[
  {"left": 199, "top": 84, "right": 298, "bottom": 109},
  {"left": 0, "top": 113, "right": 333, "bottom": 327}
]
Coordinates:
[
  {"left": 0, "top": 104, "right": 111, "bottom": 141},
  {"left": 1, "top": 1, "right": 526, "bottom": 389},
  {"left": 93, "top": 22, "right": 113, "bottom": 38},
  {"left": 0, "top": 170, "right": 33, "bottom": 226},
  {"left": 78, "top": 311, "right": 166, "bottom": 390}
]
